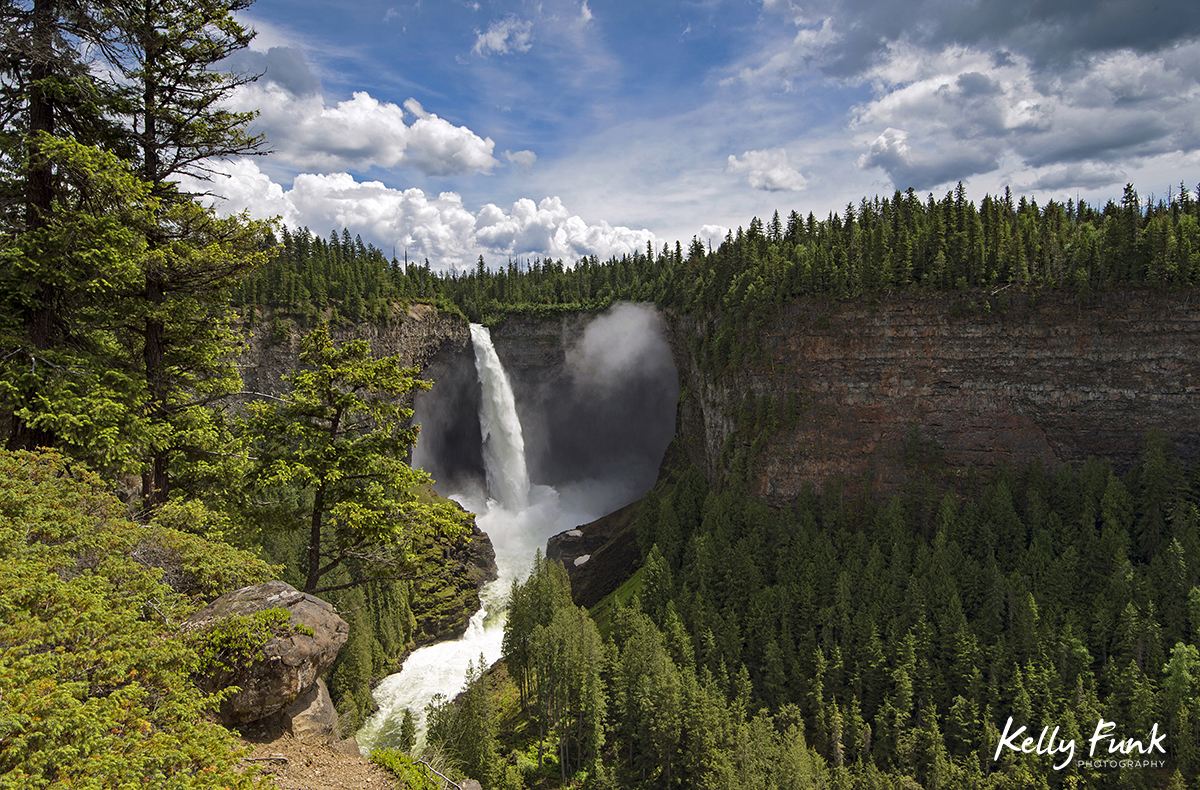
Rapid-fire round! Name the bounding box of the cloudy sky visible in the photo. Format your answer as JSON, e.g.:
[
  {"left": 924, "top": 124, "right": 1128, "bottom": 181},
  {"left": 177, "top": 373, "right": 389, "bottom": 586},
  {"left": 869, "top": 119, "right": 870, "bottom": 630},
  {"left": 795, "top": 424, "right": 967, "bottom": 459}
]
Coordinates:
[{"left": 193, "top": 0, "right": 1200, "bottom": 270}]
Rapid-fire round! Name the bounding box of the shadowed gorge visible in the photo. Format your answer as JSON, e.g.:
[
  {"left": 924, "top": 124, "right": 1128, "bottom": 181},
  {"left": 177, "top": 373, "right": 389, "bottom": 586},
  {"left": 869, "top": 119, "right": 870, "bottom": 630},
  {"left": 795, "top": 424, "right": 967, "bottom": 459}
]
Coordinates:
[
  {"left": 358, "top": 303, "right": 680, "bottom": 750},
  {"left": 413, "top": 303, "right": 680, "bottom": 509}
]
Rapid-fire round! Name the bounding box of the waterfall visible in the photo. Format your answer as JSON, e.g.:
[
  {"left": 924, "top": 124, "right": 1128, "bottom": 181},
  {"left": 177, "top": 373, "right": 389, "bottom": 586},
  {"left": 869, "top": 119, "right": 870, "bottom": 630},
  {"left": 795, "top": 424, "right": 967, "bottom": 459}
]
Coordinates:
[
  {"left": 357, "top": 323, "right": 571, "bottom": 751},
  {"left": 357, "top": 308, "right": 675, "bottom": 754},
  {"left": 470, "top": 323, "right": 529, "bottom": 512}
]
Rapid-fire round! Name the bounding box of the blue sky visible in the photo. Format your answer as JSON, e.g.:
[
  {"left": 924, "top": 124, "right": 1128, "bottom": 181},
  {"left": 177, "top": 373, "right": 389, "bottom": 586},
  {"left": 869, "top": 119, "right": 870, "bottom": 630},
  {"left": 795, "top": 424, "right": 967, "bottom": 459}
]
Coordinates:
[{"left": 191, "top": 0, "right": 1200, "bottom": 270}]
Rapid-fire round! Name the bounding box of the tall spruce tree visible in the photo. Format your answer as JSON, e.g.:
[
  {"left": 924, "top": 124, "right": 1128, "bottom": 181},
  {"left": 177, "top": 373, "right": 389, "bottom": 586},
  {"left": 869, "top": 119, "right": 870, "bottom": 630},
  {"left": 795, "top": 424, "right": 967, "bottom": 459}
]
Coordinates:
[
  {"left": 104, "top": 0, "right": 268, "bottom": 507},
  {"left": 0, "top": 0, "right": 130, "bottom": 453},
  {"left": 0, "top": 0, "right": 271, "bottom": 495}
]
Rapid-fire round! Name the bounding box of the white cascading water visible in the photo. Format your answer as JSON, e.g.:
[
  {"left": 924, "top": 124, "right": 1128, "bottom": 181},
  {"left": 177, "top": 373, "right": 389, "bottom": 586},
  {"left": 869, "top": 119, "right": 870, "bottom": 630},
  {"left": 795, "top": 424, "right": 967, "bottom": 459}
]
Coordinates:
[
  {"left": 470, "top": 323, "right": 529, "bottom": 513},
  {"left": 357, "top": 323, "right": 594, "bottom": 751}
]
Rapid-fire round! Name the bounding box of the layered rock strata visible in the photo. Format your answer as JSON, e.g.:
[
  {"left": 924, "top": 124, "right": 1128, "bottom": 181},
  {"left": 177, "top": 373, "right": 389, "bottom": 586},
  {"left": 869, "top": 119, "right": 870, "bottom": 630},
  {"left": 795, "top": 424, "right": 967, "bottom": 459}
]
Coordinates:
[{"left": 669, "top": 290, "right": 1200, "bottom": 502}]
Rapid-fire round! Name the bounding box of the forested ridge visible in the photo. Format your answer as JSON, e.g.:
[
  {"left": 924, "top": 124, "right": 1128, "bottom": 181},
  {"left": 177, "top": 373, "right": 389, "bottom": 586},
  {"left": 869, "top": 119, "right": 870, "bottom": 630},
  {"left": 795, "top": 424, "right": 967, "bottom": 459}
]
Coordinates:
[{"left": 243, "top": 182, "right": 1200, "bottom": 339}]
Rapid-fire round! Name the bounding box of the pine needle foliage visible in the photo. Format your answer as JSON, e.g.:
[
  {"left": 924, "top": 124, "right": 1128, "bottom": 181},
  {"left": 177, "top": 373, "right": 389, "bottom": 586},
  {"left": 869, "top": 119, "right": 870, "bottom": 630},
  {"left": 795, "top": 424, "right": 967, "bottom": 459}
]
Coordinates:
[
  {"left": 242, "top": 322, "right": 471, "bottom": 594},
  {"left": 0, "top": 449, "right": 275, "bottom": 789}
]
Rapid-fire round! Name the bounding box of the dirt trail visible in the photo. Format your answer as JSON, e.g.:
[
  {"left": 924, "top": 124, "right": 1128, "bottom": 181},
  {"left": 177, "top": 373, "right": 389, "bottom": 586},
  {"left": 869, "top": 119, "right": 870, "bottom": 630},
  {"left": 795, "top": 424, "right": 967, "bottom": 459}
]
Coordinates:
[{"left": 236, "top": 719, "right": 395, "bottom": 790}]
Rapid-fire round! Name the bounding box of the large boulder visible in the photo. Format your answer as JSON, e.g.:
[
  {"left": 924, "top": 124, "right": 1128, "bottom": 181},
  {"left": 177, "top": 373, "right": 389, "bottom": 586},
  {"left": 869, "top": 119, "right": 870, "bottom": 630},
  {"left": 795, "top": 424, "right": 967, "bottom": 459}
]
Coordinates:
[
  {"left": 281, "top": 678, "right": 338, "bottom": 741},
  {"left": 184, "top": 580, "right": 349, "bottom": 725}
]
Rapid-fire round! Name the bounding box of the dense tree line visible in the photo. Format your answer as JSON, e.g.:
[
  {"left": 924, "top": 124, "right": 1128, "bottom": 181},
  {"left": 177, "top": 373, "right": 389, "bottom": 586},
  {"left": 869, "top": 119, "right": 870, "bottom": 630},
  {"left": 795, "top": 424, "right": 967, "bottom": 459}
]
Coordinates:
[
  {"left": 413, "top": 431, "right": 1199, "bottom": 789},
  {"left": 232, "top": 227, "right": 455, "bottom": 327},
  {"left": 244, "top": 183, "right": 1200, "bottom": 362},
  {"left": 248, "top": 183, "right": 1200, "bottom": 374}
]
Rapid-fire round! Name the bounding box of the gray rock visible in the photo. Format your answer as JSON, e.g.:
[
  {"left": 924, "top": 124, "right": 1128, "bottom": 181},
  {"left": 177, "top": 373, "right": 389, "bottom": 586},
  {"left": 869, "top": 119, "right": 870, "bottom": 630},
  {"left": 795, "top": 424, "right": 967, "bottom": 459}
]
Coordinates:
[
  {"left": 332, "top": 737, "right": 362, "bottom": 757},
  {"left": 184, "top": 580, "right": 349, "bottom": 725},
  {"left": 282, "top": 678, "right": 338, "bottom": 741}
]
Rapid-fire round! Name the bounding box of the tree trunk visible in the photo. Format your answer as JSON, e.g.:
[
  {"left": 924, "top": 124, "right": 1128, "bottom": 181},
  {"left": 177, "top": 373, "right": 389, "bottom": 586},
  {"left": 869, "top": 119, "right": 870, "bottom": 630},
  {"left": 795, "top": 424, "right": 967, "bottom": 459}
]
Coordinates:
[
  {"left": 304, "top": 484, "right": 326, "bottom": 593},
  {"left": 140, "top": 4, "right": 169, "bottom": 510},
  {"left": 142, "top": 275, "right": 167, "bottom": 508},
  {"left": 9, "top": 0, "right": 61, "bottom": 453},
  {"left": 26, "top": 0, "right": 55, "bottom": 236}
]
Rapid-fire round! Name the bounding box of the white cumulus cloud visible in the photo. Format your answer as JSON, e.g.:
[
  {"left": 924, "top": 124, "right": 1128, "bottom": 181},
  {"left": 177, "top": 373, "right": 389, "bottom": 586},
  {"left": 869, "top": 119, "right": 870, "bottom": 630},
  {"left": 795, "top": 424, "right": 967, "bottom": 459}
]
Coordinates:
[
  {"left": 227, "top": 85, "right": 499, "bottom": 176},
  {"left": 504, "top": 149, "right": 538, "bottom": 173},
  {"left": 179, "top": 160, "right": 655, "bottom": 270},
  {"left": 698, "top": 224, "right": 730, "bottom": 244},
  {"left": 476, "top": 196, "right": 656, "bottom": 262},
  {"left": 726, "top": 148, "right": 809, "bottom": 191}
]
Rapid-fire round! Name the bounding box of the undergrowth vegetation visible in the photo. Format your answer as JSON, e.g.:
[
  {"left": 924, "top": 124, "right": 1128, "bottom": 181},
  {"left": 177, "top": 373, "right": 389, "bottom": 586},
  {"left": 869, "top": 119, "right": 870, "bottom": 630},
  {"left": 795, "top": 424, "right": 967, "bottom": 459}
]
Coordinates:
[{"left": 0, "top": 450, "right": 276, "bottom": 788}]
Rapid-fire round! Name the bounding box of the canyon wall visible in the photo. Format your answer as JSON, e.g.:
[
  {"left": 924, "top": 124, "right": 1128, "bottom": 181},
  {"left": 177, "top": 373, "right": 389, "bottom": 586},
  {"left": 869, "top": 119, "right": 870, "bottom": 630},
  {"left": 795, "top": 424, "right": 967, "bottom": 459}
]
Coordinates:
[
  {"left": 668, "top": 289, "right": 1200, "bottom": 504},
  {"left": 238, "top": 303, "right": 470, "bottom": 397},
  {"left": 240, "top": 289, "right": 1200, "bottom": 536}
]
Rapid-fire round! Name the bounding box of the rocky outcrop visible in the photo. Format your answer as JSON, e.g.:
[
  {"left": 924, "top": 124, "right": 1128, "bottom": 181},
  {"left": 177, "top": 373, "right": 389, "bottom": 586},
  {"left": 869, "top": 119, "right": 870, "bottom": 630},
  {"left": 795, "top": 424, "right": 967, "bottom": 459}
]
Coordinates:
[
  {"left": 547, "top": 499, "right": 645, "bottom": 608},
  {"left": 238, "top": 303, "right": 470, "bottom": 398},
  {"left": 410, "top": 520, "right": 498, "bottom": 646},
  {"left": 668, "top": 290, "right": 1200, "bottom": 502},
  {"left": 281, "top": 678, "right": 338, "bottom": 741},
  {"left": 185, "top": 580, "right": 349, "bottom": 726}
]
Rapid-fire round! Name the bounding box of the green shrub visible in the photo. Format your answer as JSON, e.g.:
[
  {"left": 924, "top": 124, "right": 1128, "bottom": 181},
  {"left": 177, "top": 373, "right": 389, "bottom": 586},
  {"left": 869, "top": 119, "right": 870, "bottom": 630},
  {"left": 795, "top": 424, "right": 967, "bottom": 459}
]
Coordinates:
[
  {"left": 370, "top": 748, "right": 439, "bottom": 789},
  {"left": 189, "top": 608, "right": 313, "bottom": 676},
  {"left": 0, "top": 449, "right": 272, "bottom": 788},
  {"left": 140, "top": 499, "right": 279, "bottom": 601}
]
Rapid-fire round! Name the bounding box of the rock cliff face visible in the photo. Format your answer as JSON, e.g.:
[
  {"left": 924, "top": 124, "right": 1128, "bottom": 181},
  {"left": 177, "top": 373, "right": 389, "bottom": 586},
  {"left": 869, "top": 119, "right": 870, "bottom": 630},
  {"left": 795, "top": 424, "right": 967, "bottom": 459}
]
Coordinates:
[
  {"left": 410, "top": 519, "right": 498, "bottom": 646},
  {"left": 668, "top": 290, "right": 1200, "bottom": 503},
  {"left": 238, "top": 304, "right": 470, "bottom": 397}
]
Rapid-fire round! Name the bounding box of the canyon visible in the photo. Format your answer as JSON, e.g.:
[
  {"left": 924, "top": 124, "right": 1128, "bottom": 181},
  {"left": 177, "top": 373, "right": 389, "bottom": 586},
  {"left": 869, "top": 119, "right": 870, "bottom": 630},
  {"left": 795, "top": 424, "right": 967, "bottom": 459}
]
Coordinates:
[
  {"left": 239, "top": 288, "right": 1200, "bottom": 609},
  {"left": 673, "top": 290, "right": 1200, "bottom": 503}
]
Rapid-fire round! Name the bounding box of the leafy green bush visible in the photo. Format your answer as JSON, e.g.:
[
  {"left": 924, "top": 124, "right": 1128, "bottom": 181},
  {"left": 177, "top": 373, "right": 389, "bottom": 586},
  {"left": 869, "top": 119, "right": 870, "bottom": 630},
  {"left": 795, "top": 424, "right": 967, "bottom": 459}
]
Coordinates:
[
  {"left": 0, "top": 449, "right": 272, "bottom": 788},
  {"left": 369, "top": 748, "right": 439, "bottom": 789},
  {"left": 137, "top": 499, "right": 279, "bottom": 601},
  {"left": 189, "top": 608, "right": 314, "bottom": 676}
]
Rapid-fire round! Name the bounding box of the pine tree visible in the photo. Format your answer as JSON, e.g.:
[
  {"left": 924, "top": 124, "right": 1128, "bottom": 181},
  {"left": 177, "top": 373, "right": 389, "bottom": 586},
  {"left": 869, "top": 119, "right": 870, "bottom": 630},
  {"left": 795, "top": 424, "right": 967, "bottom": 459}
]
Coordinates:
[
  {"left": 105, "top": 0, "right": 267, "bottom": 507},
  {"left": 0, "top": 0, "right": 270, "bottom": 491},
  {"left": 243, "top": 323, "right": 470, "bottom": 593},
  {"left": 1, "top": 0, "right": 129, "bottom": 452}
]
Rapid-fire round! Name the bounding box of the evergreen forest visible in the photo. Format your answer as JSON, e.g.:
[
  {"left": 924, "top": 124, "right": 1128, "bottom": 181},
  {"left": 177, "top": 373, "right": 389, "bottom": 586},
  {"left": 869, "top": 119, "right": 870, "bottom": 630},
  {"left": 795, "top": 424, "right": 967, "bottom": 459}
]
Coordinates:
[
  {"left": 2, "top": 0, "right": 1200, "bottom": 787},
  {"left": 410, "top": 437, "right": 1200, "bottom": 790},
  {"left": 241, "top": 181, "right": 1200, "bottom": 335}
]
